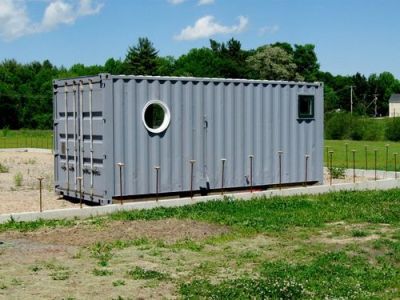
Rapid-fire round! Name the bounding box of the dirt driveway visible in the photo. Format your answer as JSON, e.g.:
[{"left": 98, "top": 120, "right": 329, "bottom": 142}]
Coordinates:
[
  {"left": 0, "top": 150, "right": 86, "bottom": 214},
  {"left": 0, "top": 218, "right": 229, "bottom": 299}
]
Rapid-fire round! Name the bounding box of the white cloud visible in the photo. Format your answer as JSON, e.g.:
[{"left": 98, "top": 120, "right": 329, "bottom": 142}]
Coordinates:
[
  {"left": 42, "top": 0, "right": 75, "bottom": 29},
  {"left": 0, "top": 0, "right": 32, "bottom": 40},
  {"left": 198, "top": 0, "right": 214, "bottom": 5},
  {"left": 174, "top": 15, "right": 248, "bottom": 41},
  {"left": 78, "top": 0, "right": 103, "bottom": 15},
  {"left": 258, "top": 25, "right": 279, "bottom": 36},
  {"left": 0, "top": 0, "right": 103, "bottom": 41},
  {"left": 41, "top": 0, "right": 103, "bottom": 31}
]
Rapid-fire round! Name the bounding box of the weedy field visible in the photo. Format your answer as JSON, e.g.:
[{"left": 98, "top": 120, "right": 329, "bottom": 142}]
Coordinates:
[
  {"left": 0, "top": 130, "right": 53, "bottom": 149},
  {"left": 0, "top": 189, "right": 399, "bottom": 299},
  {"left": 325, "top": 139, "right": 400, "bottom": 171}
]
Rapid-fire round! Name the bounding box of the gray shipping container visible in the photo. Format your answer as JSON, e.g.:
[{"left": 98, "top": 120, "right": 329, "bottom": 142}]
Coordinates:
[{"left": 53, "top": 74, "right": 324, "bottom": 204}]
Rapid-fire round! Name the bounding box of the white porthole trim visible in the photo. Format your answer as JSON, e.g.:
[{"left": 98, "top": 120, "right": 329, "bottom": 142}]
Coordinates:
[{"left": 142, "top": 100, "right": 171, "bottom": 134}]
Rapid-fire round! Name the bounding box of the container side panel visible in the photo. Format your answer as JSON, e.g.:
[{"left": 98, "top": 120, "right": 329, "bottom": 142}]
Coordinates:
[{"left": 106, "top": 78, "right": 323, "bottom": 198}]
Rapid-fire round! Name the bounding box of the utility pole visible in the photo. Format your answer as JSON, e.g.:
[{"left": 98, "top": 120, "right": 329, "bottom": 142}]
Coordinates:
[
  {"left": 373, "top": 94, "right": 378, "bottom": 117},
  {"left": 350, "top": 86, "right": 353, "bottom": 115}
]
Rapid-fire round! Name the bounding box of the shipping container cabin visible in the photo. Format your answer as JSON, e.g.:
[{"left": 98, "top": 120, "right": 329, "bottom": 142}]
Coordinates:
[{"left": 53, "top": 74, "right": 324, "bottom": 204}]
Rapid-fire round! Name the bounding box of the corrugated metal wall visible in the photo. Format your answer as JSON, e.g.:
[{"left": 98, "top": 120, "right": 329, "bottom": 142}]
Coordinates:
[{"left": 54, "top": 74, "right": 323, "bottom": 204}]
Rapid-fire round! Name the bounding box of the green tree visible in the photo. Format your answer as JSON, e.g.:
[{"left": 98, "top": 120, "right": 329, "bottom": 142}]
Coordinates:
[
  {"left": 174, "top": 48, "right": 220, "bottom": 77},
  {"left": 367, "top": 72, "right": 400, "bottom": 116},
  {"left": 293, "top": 44, "right": 319, "bottom": 81},
  {"left": 124, "top": 37, "right": 159, "bottom": 75},
  {"left": 104, "top": 58, "right": 125, "bottom": 75},
  {"left": 270, "top": 42, "right": 294, "bottom": 55},
  {"left": 156, "top": 56, "right": 176, "bottom": 76},
  {"left": 209, "top": 38, "right": 250, "bottom": 78},
  {"left": 246, "top": 46, "right": 302, "bottom": 81}
]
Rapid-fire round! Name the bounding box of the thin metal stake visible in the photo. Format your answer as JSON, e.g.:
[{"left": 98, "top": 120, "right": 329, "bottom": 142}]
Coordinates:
[
  {"left": 325, "top": 146, "right": 329, "bottom": 168},
  {"left": 37, "top": 177, "right": 44, "bottom": 212},
  {"left": 278, "top": 151, "right": 283, "bottom": 190},
  {"left": 374, "top": 149, "right": 377, "bottom": 181},
  {"left": 365, "top": 145, "right": 368, "bottom": 171},
  {"left": 117, "top": 162, "right": 125, "bottom": 205},
  {"left": 304, "top": 155, "right": 310, "bottom": 187},
  {"left": 385, "top": 144, "right": 389, "bottom": 174},
  {"left": 329, "top": 151, "right": 333, "bottom": 186},
  {"left": 155, "top": 166, "right": 160, "bottom": 201},
  {"left": 77, "top": 176, "right": 83, "bottom": 209},
  {"left": 190, "top": 160, "right": 196, "bottom": 198},
  {"left": 249, "top": 155, "right": 254, "bottom": 193},
  {"left": 221, "top": 159, "right": 226, "bottom": 195},
  {"left": 345, "top": 143, "right": 349, "bottom": 169},
  {"left": 352, "top": 150, "right": 356, "bottom": 183},
  {"left": 394, "top": 153, "right": 398, "bottom": 179}
]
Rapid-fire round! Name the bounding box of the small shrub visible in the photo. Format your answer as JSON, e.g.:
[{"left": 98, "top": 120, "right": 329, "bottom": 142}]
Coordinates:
[
  {"left": 112, "top": 280, "right": 126, "bottom": 287},
  {"left": 385, "top": 117, "right": 400, "bottom": 141},
  {"left": 11, "top": 278, "right": 22, "bottom": 286},
  {"left": 92, "top": 268, "right": 113, "bottom": 276},
  {"left": 30, "top": 265, "right": 42, "bottom": 272},
  {"left": 172, "top": 238, "right": 203, "bottom": 251},
  {"left": 127, "top": 266, "right": 167, "bottom": 280},
  {"left": 89, "top": 242, "right": 113, "bottom": 267},
  {"left": 350, "top": 121, "right": 365, "bottom": 140},
  {"left": 0, "top": 162, "right": 9, "bottom": 173},
  {"left": 325, "top": 112, "right": 352, "bottom": 140},
  {"left": 329, "top": 166, "right": 346, "bottom": 179},
  {"left": 14, "top": 172, "right": 23, "bottom": 187},
  {"left": 362, "top": 120, "right": 383, "bottom": 141},
  {"left": 23, "top": 158, "right": 37, "bottom": 165},
  {"left": 352, "top": 230, "right": 369, "bottom": 237},
  {"left": 1, "top": 127, "right": 9, "bottom": 137},
  {"left": 50, "top": 270, "right": 70, "bottom": 280}
]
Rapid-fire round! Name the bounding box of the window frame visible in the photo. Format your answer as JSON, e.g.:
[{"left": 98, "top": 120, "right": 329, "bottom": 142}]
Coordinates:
[
  {"left": 142, "top": 100, "right": 171, "bottom": 134},
  {"left": 298, "top": 94, "right": 315, "bottom": 119}
]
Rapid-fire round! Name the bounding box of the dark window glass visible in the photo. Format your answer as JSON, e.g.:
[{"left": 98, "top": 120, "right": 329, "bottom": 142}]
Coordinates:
[
  {"left": 298, "top": 95, "right": 314, "bottom": 118},
  {"left": 144, "top": 104, "right": 165, "bottom": 129}
]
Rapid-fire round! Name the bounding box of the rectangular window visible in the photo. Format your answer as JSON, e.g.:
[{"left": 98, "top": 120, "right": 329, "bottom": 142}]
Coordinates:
[{"left": 298, "top": 95, "right": 315, "bottom": 119}]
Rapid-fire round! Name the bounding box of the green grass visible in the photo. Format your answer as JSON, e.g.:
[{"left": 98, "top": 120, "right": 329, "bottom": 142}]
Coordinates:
[
  {"left": 108, "top": 190, "right": 400, "bottom": 232},
  {"left": 325, "top": 139, "right": 400, "bottom": 171},
  {"left": 2, "top": 189, "right": 399, "bottom": 234},
  {"left": 127, "top": 266, "right": 167, "bottom": 280},
  {"left": 1, "top": 189, "right": 399, "bottom": 299},
  {"left": 0, "top": 129, "right": 52, "bottom": 149},
  {"left": 180, "top": 250, "right": 398, "bottom": 299}
]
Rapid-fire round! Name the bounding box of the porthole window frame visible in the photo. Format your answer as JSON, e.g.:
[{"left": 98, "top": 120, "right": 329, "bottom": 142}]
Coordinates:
[{"left": 142, "top": 100, "right": 171, "bottom": 134}]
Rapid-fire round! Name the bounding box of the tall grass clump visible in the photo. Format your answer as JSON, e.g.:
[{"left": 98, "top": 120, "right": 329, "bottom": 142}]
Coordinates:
[
  {"left": 385, "top": 117, "right": 400, "bottom": 141},
  {"left": 325, "top": 112, "right": 385, "bottom": 141},
  {"left": 325, "top": 112, "right": 353, "bottom": 140},
  {"left": 1, "top": 127, "right": 10, "bottom": 137},
  {"left": 13, "top": 172, "right": 23, "bottom": 187},
  {"left": 0, "top": 162, "right": 9, "bottom": 173}
]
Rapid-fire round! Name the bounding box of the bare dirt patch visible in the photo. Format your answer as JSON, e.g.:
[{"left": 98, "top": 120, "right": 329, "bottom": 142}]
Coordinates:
[
  {"left": 0, "top": 218, "right": 230, "bottom": 247},
  {"left": 0, "top": 219, "right": 229, "bottom": 299},
  {"left": 310, "top": 222, "right": 395, "bottom": 246},
  {"left": 0, "top": 150, "right": 87, "bottom": 214}
]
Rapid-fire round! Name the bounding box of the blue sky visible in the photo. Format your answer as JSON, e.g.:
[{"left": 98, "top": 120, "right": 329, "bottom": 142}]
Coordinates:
[{"left": 0, "top": 0, "right": 399, "bottom": 78}]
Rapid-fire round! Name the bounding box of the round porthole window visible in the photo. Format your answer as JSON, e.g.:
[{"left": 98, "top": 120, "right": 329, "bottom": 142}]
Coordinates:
[{"left": 142, "top": 100, "right": 171, "bottom": 134}]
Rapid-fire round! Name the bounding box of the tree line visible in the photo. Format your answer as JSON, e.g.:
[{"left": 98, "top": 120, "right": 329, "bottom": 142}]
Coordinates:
[{"left": 0, "top": 37, "right": 399, "bottom": 129}]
